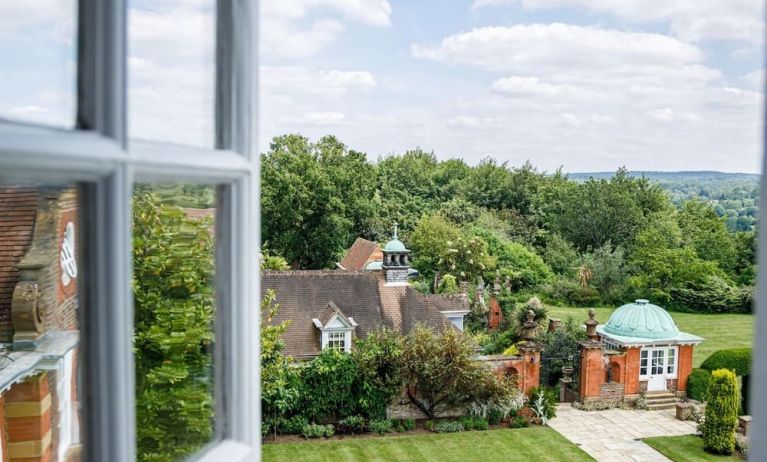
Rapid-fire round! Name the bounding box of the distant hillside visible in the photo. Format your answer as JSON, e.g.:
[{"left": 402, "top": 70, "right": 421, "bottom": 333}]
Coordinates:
[
  {"left": 569, "top": 171, "right": 759, "bottom": 232},
  {"left": 568, "top": 171, "right": 760, "bottom": 182}
]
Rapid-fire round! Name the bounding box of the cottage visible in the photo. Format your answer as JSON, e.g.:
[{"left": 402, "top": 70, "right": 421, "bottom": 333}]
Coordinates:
[
  {"left": 580, "top": 300, "right": 703, "bottom": 407},
  {"left": 262, "top": 232, "right": 470, "bottom": 359}
]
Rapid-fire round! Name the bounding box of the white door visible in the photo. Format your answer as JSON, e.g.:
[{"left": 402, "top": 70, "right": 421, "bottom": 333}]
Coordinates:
[{"left": 648, "top": 348, "right": 667, "bottom": 391}]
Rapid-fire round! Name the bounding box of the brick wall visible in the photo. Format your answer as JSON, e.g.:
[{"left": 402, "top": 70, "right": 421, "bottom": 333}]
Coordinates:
[
  {"left": 600, "top": 382, "right": 625, "bottom": 400},
  {"left": 0, "top": 188, "right": 38, "bottom": 342},
  {"left": 579, "top": 344, "right": 605, "bottom": 401},
  {"left": 677, "top": 345, "right": 694, "bottom": 392},
  {"left": 4, "top": 373, "right": 53, "bottom": 462}
]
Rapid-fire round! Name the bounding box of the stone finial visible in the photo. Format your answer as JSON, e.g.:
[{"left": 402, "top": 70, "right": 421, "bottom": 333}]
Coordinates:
[
  {"left": 523, "top": 310, "right": 537, "bottom": 342},
  {"left": 585, "top": 308, "right": 599, "bottom": 340},
  {"left": 459, "top": 281, "right": 468, "bottom": 295},
  {"left": 493, "top": 272, "right": 501, "bottom": 295},
  {"left": 504, "top": 275, "right": 512, "bottom": 291}
]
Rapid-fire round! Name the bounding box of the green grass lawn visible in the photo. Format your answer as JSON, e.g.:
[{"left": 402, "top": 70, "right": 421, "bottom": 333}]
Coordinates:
[
  {"left": 643, "top": 435, "right": 742, "bottom": 461},
  {"left": 262, "top": 427, "right": 595, "bottom": 462},
  {"left": 546, "top": 306, "right": 754, "bottom": 367}
]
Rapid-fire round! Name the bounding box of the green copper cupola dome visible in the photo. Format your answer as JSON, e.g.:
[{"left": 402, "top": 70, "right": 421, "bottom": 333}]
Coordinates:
[
  {"left": 383, "top": 223, "right": 408, "bottom": 252},
  {"left": 602, "top": 299, "right": 679, "bottom": 340}
]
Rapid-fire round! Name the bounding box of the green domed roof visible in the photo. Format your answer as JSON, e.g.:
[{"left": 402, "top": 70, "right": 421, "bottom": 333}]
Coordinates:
[
  {"left": 384, "top": 223, "right": 408, "bottom": 252},
  {"left": 602, "top": 299, "right": 679, "bottom": 340},
  {"left": 384, "top": 238, "right": 407, "bottom": 252}
]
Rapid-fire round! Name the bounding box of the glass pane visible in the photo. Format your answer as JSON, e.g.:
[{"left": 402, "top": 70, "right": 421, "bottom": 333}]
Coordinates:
[
  {"left": 0, "top": 184, "right": 83, "bottom": 460},
  {"left": 0, "top": 2, "right": 77, "bottom": 127},
  {"left": 133, "top": 183, "right": 217, "bottom": 460},
  {"left": 128, "top": 1, "right": 215, "bottom": 147}
]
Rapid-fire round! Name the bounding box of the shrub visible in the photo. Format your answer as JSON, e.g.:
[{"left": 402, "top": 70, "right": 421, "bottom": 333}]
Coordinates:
[
  {"left": 300, "top": 349, "right": 358, "bottom": 423},
  {"left": 508, "top": 415, "right": 529, "bottom": 428},
  {"left": 700, "top": 348, "right": 752, "bottom": 377},
  {"left": 302, "top": 423, "right": 334, "bottom": 439},
  {"left": 461, "top": 416, "right": 476, "bottom": 431},
  {"left": 369, "top": 419, "right": 393, "bottom": 435},
  {"left": 702, "top": 369, "right": 739, "bottom": 455},
  {"left": 432, "top": 420, "right": 464, "bottom": 433},
  {"left": 529, "top": 387, "right": 557, "bottom": 424},
  {"left": 393, "top": 418, "right": 415, "bottom": 432},
  {"left": 337, "top": 415, "right": 366, "bottom": 435},
  {"left": 279, "top": 415, "right": 309, "bottom": 435},
  {"left": 472, "top": 418, "right": 489, "bottom": 431},
  {"left": 351, "top": 328, "right": 405, "bottom": 420},
  {"left": 486, "top": 407, "right": 504, "bottom": 425},
  {"left": 687, "top": 368, "right": 711, "bottom": 402}
]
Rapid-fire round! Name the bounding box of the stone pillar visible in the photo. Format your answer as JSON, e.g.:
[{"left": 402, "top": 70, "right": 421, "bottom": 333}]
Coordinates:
[
  {"left": 5, "top": 373, "right": 53, "bottom": 462},
  {"left": 518, "top": 310, "right": 542, "bottom": 396},
  {"left": 579, "top": 309, "right": 605, "bottom": 402},
  {"left": 560, "top": 366, "right": 574, "bottom": 402}
]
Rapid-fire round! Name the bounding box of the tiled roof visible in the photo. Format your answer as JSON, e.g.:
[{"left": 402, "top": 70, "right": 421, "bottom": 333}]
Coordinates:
[
  {"left": 420, "top": 293, "right": 471, "bottom": 313},
  {"left": 262, "top": 270, "right": 453, "bottom": 358},
  {"left": 339, "top": 238, "right": 382, "bottom": 271},
  {"left": 0, "top": 187, "right": 38, "bottom": 342}
]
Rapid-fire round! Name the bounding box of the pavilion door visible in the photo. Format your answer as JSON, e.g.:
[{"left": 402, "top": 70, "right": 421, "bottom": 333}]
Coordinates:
[{"left": 648, "top": 348, "right": 667, "bottom": 391}]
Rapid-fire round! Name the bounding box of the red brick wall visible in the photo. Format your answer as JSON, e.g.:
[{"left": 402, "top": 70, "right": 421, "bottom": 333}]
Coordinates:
[
  {"left": 5, "top": 374, "right": 53, "bottom": 462},
  {"left": 579, "top": 346, "right": 605, "bottom": 400},
  {"left": 0, "top": 188, "right": 38, "bottom": 342},
  {"left": 488, "top": 295, "right": 502, "bottom": 330},
  {"left": 624, "top": 348, "right": 642, "bottom": 395},
  {"left": 677, "top": 345, "right": 694, "bottom": 392}
]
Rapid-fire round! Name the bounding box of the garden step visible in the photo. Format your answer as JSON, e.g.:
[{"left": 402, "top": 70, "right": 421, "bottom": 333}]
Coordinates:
[{"left": 646, "top": 402, "right": 677, "bottom": 411}]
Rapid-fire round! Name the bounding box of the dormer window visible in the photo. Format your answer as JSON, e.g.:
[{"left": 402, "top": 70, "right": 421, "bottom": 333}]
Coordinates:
[{"left": 313, "top": 301, "right": 357, "bottom": 353}]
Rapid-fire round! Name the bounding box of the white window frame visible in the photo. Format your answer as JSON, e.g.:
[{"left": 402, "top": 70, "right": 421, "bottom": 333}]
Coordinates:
[
  {"left": 0, "top": 1, "right": 259, "bottom": 461},
  {"left": 325, "top": 331, "right": 348, "bottom": 352},
  {"left": 639, "top": 349, "right": 649, "bottom": 377},
  {"left": 665, "top": 347, "right": 677, "bottom": 378}
]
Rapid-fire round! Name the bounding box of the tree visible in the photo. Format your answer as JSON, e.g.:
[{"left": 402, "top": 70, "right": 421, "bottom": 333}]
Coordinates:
[
  {"left": 351, "top": 329, "right": 405, "bottom": 419},
  {"left": 133, "top": 192, "right": 215, "bottom": 461},
  {"left": 473, "top": 227, "right": 552, "bottom": 289},
  {"left": 409, "top": 214, "right": 463, "bottom": 281},
  {"left": 678, "top": 200, "right": 736, "bottom": 272},
  {"left": 439, "top": 235, "right": 496, "bottom": 285},
  {"left": 581, "top": 243, "right": 627, "bottom": 303},
  {"left": 261, "top": 134, "right": 377, "bottom": 269},
  {"left": 300, "top": 349, "right": 358, "bottom": 423},
  {"left": 261, "top": 290, "right": 299, "bottom": 438},
  {"left": 401, "top": 326, "right": 503, "bottom": 418},
  {"left": 542, "top": 233, "right": 579, "bottom": 276},
  {"left": 702, "top": 369, "right": 739, "bottom": 455}
]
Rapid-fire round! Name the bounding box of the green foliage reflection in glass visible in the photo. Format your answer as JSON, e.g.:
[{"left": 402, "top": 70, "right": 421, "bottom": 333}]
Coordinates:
[{"left": 133, "top": 191, "right": 215, "bottom": 461}]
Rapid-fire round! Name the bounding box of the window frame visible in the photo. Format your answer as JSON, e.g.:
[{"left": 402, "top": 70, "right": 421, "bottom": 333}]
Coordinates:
[{"left": 0, "top": 0, "right": 259, "bottom": 461}]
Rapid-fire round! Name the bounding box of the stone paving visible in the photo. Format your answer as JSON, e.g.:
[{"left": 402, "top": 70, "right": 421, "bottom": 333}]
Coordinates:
[{"left": 548, "top": 404, "right": 698, "bottom": 462}]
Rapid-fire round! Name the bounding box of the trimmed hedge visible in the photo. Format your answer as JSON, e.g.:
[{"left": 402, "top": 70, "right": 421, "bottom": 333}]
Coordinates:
[
  {"left": 687, "top": 368, "right": 711, "bottom": 402},
  {"left": 700, "top": 348, "right": 752, "bottom": 376},
  {"left": 702, "top": 369, "right": 739, "bottom": 455}
]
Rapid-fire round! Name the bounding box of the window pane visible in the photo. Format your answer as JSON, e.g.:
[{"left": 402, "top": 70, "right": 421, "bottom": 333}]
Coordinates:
[
  {"left": 0, "top": 184, "right": 83, "bottom": 460},
  {"left": 133, "top": 184, "right": 217, "bottom": 460},
  {"left": 0, "top": 2, "right": 77, "bottom": 127},
  {"left": 128, "top": 1, "right": 215, "bottom": 147}
]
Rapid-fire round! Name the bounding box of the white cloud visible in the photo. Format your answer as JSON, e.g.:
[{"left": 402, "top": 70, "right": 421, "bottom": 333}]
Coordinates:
[
  {"left": 285, "top": 111, "right": 347, "bottom": 125},
  {"left": 261, "top": 67, "right": 376, "bottom": 98},
  {"left": 742, "top": 70, "right": 765, "bottom": 90},
  {"left": 261, "top": 0, "right": 391, "bottom": 58},
  {"left": 491, "top": 75, "right": 594, "bottom": 99},
  {"left": 471, "top": 0, "right": 764, "bottom": 44}
]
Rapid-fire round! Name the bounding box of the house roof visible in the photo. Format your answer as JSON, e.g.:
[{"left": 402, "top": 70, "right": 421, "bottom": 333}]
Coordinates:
[
  {"left": 262, "top": 270, "right": 454, "bottom": 358},
  {"left": 0, "top": 187, "right": 38, "bottom": 342},
  {"left": 603, "top": 299, "right": 679, "bottom": 339},
  {"left": 420, "top": 293, "right": 471, "bottom": 314},
  {"left": 339, "top": 238, "right": 382, "bottom": 271}
]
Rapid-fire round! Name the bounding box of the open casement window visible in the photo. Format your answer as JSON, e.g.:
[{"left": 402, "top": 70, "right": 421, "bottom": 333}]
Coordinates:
[{"left": 0, "top": 1, "right": 258, "bottom": 461}]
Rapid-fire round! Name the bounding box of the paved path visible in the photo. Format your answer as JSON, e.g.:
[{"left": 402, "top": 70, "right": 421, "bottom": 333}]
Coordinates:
[{"left": 548, "top": 404, "right": 698, "bottom": 462}]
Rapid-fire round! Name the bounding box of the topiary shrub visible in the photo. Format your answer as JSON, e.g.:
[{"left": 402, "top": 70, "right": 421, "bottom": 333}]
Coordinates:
[
  {"left": 702, "top": 369, "right": 739, "bottom": 455},
  {"left": 700, "top": 349, "right": 752, "bottom": 376},
  {"left": 701, "top": 348, "right": 752, "bottom": 412},
  {"left": 687, "top": 368, "right": 711, "bottom": 402}
]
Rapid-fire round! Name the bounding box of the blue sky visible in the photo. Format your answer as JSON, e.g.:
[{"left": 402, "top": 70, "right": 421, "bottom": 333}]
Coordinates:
[{"left": 1, "top": 1, "right": 763, "bottom": 172}]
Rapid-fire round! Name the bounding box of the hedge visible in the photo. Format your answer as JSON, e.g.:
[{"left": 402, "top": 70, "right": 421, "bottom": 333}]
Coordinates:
[
  {"left": 702, "top": 369, "right": 739, "bottom": 455},
  {"left": 700, "top": 348, "right": 752, "bottom": 376},
  {"left": 687, "top": 368, "right": 711, "bottom": 402}
]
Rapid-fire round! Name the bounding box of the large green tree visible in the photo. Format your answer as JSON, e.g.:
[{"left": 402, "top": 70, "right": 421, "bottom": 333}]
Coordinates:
[
  {"left": 133, "top": 192, "right": 215, "bottom": 462},
  {"left": 261, "top": 134, "right": 377, "bottom": 268}
]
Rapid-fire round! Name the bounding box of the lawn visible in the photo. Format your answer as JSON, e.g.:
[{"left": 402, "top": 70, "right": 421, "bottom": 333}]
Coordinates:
[
  {"left": 643, "top": 435, "right": 742, "bottom": 461},
  {"left": 546, "top": 306, "right": 754, "bottom": 367},
  {"left": 262, "top": 427, "right": 595, "bottom": 462}
]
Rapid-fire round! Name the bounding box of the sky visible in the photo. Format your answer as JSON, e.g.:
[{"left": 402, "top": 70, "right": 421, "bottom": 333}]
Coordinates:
[{"left": 0, "top": 0, "right": 764, "bottom": 172}]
